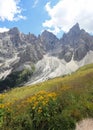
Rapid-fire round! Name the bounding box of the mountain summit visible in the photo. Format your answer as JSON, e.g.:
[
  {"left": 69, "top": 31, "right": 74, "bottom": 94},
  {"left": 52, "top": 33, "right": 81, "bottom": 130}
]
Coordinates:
[
  {"left": 8, "top": 27, "right": 20, "bottom": 35},
  {"left": 69, "top": 23, "right": 80, "bottom": 34},
  {"left": 40, "top": 30, "right": 59, "bottom": 51}
]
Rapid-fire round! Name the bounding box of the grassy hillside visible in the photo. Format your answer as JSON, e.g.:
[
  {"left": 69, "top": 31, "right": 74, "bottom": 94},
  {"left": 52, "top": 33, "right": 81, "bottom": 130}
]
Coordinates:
[{"left": 1, "top": 63, "right": 93, "bottom": 130}]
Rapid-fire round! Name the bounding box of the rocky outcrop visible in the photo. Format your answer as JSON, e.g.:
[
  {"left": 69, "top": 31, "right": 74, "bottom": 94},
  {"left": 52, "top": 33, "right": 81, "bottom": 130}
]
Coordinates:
[
  {"left": 40, "top": 30, "right": 59, "bottom": 51},
  {"left": 59, "top": 23, "right": 93, "bottom": 62},
  {"left": 0, "top": 27, "right": 45, "bottom": 82}
]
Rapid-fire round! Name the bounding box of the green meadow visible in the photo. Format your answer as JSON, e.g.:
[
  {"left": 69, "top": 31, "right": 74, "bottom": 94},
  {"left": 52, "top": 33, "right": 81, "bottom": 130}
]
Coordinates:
[{"left": 1, "top": 63, "right": 93, "bottom": 130}]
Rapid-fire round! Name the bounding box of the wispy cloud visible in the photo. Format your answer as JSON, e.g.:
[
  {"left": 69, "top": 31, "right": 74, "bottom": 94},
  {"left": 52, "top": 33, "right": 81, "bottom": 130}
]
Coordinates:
[
  {"left": 32, "top": 0, "right": 39, "bottom": 8},
  {"left": 0, "top": 0, "right": 25, "bottom": 21},
  {"left": 43, "top": 0, "right": 93, "bottom": 35}
]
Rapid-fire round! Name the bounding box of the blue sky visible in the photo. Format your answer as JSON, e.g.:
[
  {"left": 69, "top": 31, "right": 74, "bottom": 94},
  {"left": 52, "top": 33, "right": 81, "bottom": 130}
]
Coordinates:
[
  {"left": 0, "top": 0, "right": 93, "bottom": 37},
  {"left": 0, "top": 0, "right": 59, "bottom": 36}
]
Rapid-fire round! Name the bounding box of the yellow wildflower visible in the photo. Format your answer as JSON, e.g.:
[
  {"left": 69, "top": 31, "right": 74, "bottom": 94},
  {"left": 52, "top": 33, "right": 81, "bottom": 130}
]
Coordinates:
[
  {"left": 0, "top": 104, "right": 5, "bottom": 109},
  {"left": 38, "top": 107, "right": 42, "bottom": 113}
]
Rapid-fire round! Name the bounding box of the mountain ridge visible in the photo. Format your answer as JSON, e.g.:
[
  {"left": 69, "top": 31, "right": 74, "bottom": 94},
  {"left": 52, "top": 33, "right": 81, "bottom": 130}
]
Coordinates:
[{"left": 0, "top": 23, "right": 93, "bottom": 91}]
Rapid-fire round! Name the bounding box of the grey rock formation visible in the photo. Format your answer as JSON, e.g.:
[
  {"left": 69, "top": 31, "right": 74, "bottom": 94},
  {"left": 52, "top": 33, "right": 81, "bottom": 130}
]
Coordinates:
[
  {"left": 0, "top": 27, "right": 44, "bottom": 80},
  {"left": 59, "top": 23, "right": 93, "bottom": 61},
  {"left": 40, "top": 30, "right": 59, "bottom": 52}
]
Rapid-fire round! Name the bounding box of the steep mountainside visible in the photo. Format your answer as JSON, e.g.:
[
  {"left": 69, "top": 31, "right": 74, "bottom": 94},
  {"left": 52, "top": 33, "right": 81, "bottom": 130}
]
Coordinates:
[
  {"left": 0, "top": 27, "right": 44, "bottom": 79},
  {"left": 0, "top": 23, "right": 93, "bottom": 91},
  {"left": 58, "top": 23, "right": 93, "bottom": 61}
]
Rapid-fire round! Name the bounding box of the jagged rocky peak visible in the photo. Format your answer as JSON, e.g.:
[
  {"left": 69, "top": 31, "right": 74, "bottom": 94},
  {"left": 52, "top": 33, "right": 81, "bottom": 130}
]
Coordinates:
[
  {"left": 26, "top": 33, "right": 37, "bottom": 43},
  {"left": 41, "top": 30, "right": 58, "bottom": 40},
  {"left": 28, "top": 32, "right": 37, "bottom": 38},
  {"left": 40, "top": 30, "right": 59, "bottom": 51},
  {"left": 8, "top": 27, "right": 26, "bottom": 47},
  {"left": 61, "top": 23, "right": 82, "bottom": 45},
  {"left": 59, "top": 23, "right": 93, "bottom": 62},
  {"left": 41, "top": 30, "right": 48, "bottom": 35},
  {"left": 8, "top": 27, "right": 20, "bottom": 35},
  {"left": 41, "top": 30, "right": 52, "bottom": 36},
  {"left": 69, "top": 23, "right": 80, "bottom": 34},
  {"left": 62, "top": 23, "right": 81, "bottom": 40}
]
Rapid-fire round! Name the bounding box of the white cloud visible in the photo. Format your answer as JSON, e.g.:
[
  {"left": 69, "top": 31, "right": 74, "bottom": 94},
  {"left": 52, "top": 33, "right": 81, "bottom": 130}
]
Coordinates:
[
  {"left": 0, "top": 27, "right": 9, "bottom": 32},
  {"left": 14, "top": 15, "right": 26, "bottom": 21},
  {"left": 43, "top": 0, "right": 93, "bottom": 35},
  {"left": 32, "top": 0, "right": 39, "bottom": 8},
  {"left": 0, "top": 0, "right": 25, "bottom": 21}
]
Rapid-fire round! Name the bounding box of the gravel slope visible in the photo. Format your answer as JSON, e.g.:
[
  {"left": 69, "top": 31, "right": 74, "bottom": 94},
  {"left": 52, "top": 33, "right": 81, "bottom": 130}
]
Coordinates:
[
  {"left": 76, "top": 119, "right": 93, "bottom": 130},
  {"left": 26, "top": 51, "right": 93, "bottom": 85}
]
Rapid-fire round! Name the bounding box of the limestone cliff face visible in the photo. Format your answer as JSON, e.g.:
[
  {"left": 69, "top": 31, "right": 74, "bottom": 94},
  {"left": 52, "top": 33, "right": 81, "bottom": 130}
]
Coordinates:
[
  {"left": 59, "top": 23, "right": 93, "bottom": 61},
  {"left": 1, "top": 23, "right": 93, "bottom": 91}
]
